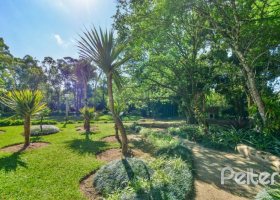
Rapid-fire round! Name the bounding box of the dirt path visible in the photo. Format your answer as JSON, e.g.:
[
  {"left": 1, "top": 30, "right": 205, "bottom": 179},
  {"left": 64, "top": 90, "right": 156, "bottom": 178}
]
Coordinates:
[{"left": 183, "top": 140, "right": 272, "bottom": 200}]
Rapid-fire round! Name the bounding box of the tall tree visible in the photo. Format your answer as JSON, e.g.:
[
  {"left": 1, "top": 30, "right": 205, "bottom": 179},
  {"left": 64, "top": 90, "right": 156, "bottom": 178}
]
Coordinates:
[
  {"left": 194, "top": 0, "right": 280, "bottom": 125},
  {"left": 77, "top": 27, "right": 130, "bottom": 156}
]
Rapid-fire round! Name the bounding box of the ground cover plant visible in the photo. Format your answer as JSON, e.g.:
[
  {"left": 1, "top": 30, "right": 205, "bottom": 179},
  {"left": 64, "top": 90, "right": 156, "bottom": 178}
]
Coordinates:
[{"left": 30, "top": 125, "right": 60, "bottom": 136}]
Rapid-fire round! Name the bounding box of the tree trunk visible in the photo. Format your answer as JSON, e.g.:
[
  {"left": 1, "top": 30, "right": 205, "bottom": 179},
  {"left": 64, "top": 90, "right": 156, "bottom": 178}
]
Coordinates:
[
  {"left": 83, "top": 80, "right": 90, "bottom": 132},
  {"left": 40, "top": 116, "right": 43, "bottom": 132},
  {"left": 84, "top": 117, "right": 90, "bottom": 133},
  {"left": 115, "top": 123, "right": 122, "bottom": 146},
  {"left": 107, "top": 73, "right": 128, "bottom": 156},
  {"left": 24, "top": 115, "right": 31, "bottom": 147},
  {"left": 234, "top": 48, "right": 266, "bottom": 124}
]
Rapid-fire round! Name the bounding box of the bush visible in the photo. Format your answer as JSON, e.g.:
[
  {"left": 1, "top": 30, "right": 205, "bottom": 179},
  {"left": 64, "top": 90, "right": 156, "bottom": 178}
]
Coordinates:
[
  {"left": 126, "top": 122, "right": 142, "bottom": 133},
  {"left": 168, "top": 125, "right": 204, "bottom": 141},
  {"left": 93, "top": 158, "right": 153, "bottom": 195},
  {"left": 32, "top": 120, "right": 58, "bottom": 125},
  {"left": 96, "top": 114, "right": 113, "bottom": 121},
  {"left": 0, "top": 119, "right": 57, "bottom": 126},
  {"left": 169, "top": 124, "right": 280, "bottom": 156},
  {"left": 141, "top": 130, "right": 180, "bottom": 149},
  {"left": 31, "top": 125, "right": 60, "bottom": 136},
  {"left": 107, "top": 157, "right": 193, "bottom": 200},
  {"left": 156, "top": 144, "right": 193, "bottom": 166}
]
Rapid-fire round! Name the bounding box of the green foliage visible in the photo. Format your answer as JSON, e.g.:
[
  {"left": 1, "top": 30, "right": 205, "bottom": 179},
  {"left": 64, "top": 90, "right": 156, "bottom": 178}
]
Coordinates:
[
  {"left": 93, "top": 158, "right": 153, "bottom": 195},
  {"left": 96, "top": 114, "right": 113, "bottom": 122},
  {"left": 77, "top": 26, "right": 128, "bottom": 88},
  {"left": 268, "top": 185, "right": 280, "bottom": 199},
  {"left": 0, "top": 119, "right": 57, "bottom": 127},
  {"left": 80, "top": 107, "right": 95, "bottom": 120},
  {"left": 126, "top": 122, "right": 142, "bottom": 133},
  {"left": 0, "top": 90, "right": 46, "bottom": 117},
  {"left": 170, "top": 124, "right": 280, "bottom": 156},
  {"left": 141, "top": 129, "right": 180, "bottom": 149},
  {"left": 107, "top": 157, "right": 193, "bottom": 200},
  {"left": 155, "top": 144, "right": 193, "bottom": 167},
  {"left": 255, "top": 185, "right": 280, "bottom": 200},
  {"left": 30, "top": 125, "right": 59, "bottom": 136},
  {"left": 168, "top": 125, "right": 204, "bottom": 141},
  {"left": 39, "top": 107, "right": 51, "bottom": 118}
]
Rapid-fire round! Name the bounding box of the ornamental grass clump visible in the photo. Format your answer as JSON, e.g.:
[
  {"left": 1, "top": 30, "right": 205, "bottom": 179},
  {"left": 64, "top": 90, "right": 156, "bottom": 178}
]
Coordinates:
[{"left": 31, "top": 125, "right": 59, "bottom": 136}]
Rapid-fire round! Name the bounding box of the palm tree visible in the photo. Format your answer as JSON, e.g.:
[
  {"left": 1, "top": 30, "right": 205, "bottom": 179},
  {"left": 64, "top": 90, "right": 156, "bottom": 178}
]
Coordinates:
[
  {"left": 77, "top": 27, "right": 130, "bottom": 156},
  {"left": 0, "top": 90, "right": 46, "bottom": 147}
]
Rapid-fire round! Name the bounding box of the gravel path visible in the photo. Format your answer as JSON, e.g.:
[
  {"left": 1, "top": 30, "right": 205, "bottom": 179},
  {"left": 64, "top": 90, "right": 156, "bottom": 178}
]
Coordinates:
[{"left": 184, "top": 140, "right": 274, "bottom": 200}]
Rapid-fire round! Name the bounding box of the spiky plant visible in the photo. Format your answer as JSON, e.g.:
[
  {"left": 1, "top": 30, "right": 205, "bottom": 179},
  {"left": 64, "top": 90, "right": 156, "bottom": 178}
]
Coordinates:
[
  {"left": 0, "top": 90, "right": 46, "bottom": 147},
  {"left": 77, "top": 26, "right": 130, "bottom": 156},
  {"left": 80, "top": 107, "right": 95, "bottom": 133}
]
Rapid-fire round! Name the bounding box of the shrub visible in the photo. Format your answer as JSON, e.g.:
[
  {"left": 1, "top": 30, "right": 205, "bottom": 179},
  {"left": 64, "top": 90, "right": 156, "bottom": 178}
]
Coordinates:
[
  {"left": 142, "top": 130, "right": 180, "bottom": 149},
  {"left": 156, "top": 144, "right": 193, "bottom": 167},
  {"left": 96, "top": 114, "right": 113, "bottom": 121},
  {"left": 31, "top": 125, "right": 60, "bottom": 136},
  {"left": 107, "top": 157, "right": 193, "bottom": 200},
  {"left": 93, "top": 158, "right": 153, "bottom": 195},
  {"left": 169, "top": 124, "right": 280, "bottom": 156},
  {"left": 168, "top": 125, "right": 204, "bottom": 141},
  {"left": 126, "top": 122, "right": 142, "bottom": 133},
  {"left": 0, "top": 119, "right": 57, "bottom": 126},
  {"left": 32, "top": 120, "right": 58, "bottom": 125}
]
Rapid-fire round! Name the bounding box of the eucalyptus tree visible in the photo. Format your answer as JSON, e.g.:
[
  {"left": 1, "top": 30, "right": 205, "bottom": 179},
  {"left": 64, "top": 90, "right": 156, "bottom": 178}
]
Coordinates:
[
  {"left": 74, "top": 60, "right": 96, "bottom": 130},
  {"left": 77, "top": 27, "right": 130, "bottom": 156},
  {"left": 0, "top": 90, "right": 46, "bottom": 147}
]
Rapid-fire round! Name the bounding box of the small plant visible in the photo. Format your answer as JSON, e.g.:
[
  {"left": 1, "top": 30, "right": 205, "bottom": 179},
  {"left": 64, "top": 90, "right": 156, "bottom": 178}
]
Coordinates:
[
  {"left": 38, "top": 107, "right": 51, "bottom": 132},
  {"left": 255, "top": 185, "right": 280, "bottom": 200}
]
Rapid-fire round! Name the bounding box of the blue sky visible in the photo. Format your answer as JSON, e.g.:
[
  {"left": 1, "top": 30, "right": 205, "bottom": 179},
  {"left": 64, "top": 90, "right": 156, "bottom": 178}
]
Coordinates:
[{"left": 0, "top": 0, "right": 117, "bottom": 61}]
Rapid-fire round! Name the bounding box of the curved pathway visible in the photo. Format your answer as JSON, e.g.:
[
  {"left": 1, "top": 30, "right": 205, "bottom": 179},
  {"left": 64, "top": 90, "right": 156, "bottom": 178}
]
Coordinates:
[{"left": 183, "top": 140, "right": 275, "bottom": 200}]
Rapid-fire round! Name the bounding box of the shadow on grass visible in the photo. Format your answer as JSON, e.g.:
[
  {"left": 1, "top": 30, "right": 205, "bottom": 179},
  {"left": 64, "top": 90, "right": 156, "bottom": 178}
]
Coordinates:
[
  {"left": 30, "top": 136, "right": 44, "bottom": 142},
  {"left": 0, "top": 152, "right": 27, "bottom": 172},
  {"left": 65, "top": 133, "right": 110, "bottom": 155}
]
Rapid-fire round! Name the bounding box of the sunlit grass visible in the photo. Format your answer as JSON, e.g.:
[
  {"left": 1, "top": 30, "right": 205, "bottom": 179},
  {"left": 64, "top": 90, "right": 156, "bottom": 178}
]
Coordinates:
[{"left": 0, "top": 123, "right": 118, "bottom": 200}]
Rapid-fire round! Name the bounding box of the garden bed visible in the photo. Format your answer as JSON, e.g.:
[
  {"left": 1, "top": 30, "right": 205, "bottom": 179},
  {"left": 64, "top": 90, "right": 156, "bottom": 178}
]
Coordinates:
[
  {"left": 0, "top": 142, "right": 50, "bottom": 153},
  {"left": 76, "top": 126, "right": 99, "bottom": 133},
  {"left": 80, "top": 129, "right": 194, "bottom": 200}
]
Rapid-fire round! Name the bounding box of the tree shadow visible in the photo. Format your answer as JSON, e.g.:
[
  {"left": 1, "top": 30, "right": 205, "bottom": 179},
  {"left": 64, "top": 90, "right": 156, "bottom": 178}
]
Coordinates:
[
  {"left": 0, "top": 152, "right": 27, "bottom": 172},
  {"left": 65, "top": 133, "right": 110, "bottom": 155},
  {"left": 30, "top": 136, "right": 44, "bottom": 142}
]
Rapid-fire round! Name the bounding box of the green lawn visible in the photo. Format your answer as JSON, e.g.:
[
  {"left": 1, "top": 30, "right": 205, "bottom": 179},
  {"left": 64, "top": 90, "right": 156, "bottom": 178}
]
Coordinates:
[{"left": 0, "top": 123, "right": 118, "bottom": 200}]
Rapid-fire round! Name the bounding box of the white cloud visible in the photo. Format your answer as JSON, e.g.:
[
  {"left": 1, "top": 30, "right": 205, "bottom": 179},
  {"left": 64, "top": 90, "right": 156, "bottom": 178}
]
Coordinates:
[
  {"left": 53, "top": 34, "right": 76, "bottom": 49},
  {"left": 54, "top": 34, "right": 64, "bottom": 46}
]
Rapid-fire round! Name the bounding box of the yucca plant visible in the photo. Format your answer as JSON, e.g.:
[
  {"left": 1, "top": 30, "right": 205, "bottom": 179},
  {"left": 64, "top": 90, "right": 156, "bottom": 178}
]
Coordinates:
[
  {"left": 80, "top": 107, "right": 95, "bottom": 133},
  {"left": 0, "top": 90, "right": 46, "bottom": 147},
  {"left": 77, "top": 26, "right": 130, "bottom": 156}
]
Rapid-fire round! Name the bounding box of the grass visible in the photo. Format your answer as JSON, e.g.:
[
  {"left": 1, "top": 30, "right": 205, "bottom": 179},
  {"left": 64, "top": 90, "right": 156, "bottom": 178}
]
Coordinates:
[{"left": 0, "top": 122, "right": 119, "bottom": 200}]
